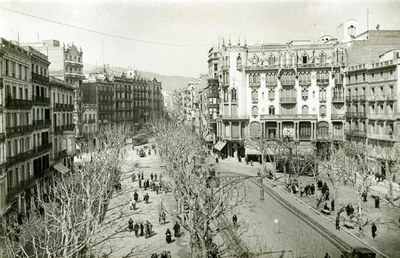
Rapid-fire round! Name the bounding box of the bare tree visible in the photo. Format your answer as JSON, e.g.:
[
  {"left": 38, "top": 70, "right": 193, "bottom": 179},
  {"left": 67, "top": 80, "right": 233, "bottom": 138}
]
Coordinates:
[
  {"left": 151, "top": 120, "right": 248, "bottom": 257},
  {"left": 0, "top": 125, "right": 129, "bottom": 258}
]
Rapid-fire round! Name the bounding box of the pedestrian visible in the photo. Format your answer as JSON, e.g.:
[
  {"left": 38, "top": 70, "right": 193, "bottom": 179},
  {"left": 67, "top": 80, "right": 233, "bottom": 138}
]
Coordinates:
[
  {"left": 150, "top": 173, "right": 154, "bottom": 181},
  {"left": 300, "top": 186, "right": 305, "bottom": 197},
  {"left": 145, "top": 221, "right": 151, "bottom": 238},
  {"left": 162, "top": 211, "right": 166, "bottom": 224},
  {"left": 139, "top": 178, "right": 142, "bottom": 188},
  {"left": 145, "top": 193, "right": 149, "bottom": 204},
  {"left": 165, "top": 229, "right": 172, "bottom": 243},
  {"left": 311, "top": 184, "right": 315, "bottom": 195},
  {"left": 335, "top": 216, "right": 340, "bottom": 230},
  {"left": 128, "top": 218, "right": 134, "bottom": 232},
  {"left": 216, "top": 156, "right": 219, "bottom": 163},
  {"left": 331, "top": 198, "right": 335, "bottom": 211},
  {"left": 141, "top": 171, "right": 144, "bottom": 180},
  {"left": 144, "top": 222, "right": 149, "bottom": 238},
  {"left": 130, "top": 199, "right": 135, "bottom": 210},
  {"left": 173, "top": 222, "right": 181, "bottom": 237},
  {"left": 131, "top": 173, "right": 135, "bottom": 182},
  {"left": 134, "top": 222, "right": 139, "bottom": 237},
  {"left": 140, "top": 223, "right": 144, "bottom": 236},
  {"left": 375, "top": 196, "right": 380, "bottom": 209},
  {"left": 232, "top": 214, "right": 238, "bottom": 229},
  {"left": 325, "top": 189, "right": 330, "bottom": 201},
  {"left": 362, "top": 191, "right": 367, "bottom": 202},
  {"left": 134, "top": 190, "right": 139, "bottom": 202},
  {"left": 371, "top": 222, "right": 377, "bottom": 238},
  {"left": 149, "top": 222, "right": 153, "bottom": 236}
]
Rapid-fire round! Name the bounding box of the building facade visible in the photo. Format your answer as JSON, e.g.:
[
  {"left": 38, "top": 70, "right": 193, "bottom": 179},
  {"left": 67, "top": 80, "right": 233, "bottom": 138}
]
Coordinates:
[{"left": 209, "top": 38, "right": 346, "bottom": 158}]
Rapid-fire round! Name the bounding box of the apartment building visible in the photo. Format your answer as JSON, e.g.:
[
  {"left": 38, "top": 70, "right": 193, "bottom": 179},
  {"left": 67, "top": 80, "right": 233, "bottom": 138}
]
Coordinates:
[
  {"left": 345, "top": 49, "right": 400, "bottom": 174},
  {"left": 209, "top": 37, "right": 346, "bottom": 158},
  {"left": 49, "top": 77, "right": 75, "bottom": 171}
]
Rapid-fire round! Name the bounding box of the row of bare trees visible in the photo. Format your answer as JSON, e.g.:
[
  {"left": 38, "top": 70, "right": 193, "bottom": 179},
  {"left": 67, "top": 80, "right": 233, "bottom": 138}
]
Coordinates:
[
  {"left": 150, "top": 119, "right": 247, "bottom": 257},
  {"left": 0, "top": 125, "right": 130, "bottom": 258}
]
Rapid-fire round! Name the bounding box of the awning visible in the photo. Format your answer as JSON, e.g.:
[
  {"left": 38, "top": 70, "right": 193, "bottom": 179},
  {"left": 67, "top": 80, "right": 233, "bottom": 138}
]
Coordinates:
[
  {"left": 245, "top": 147, "right": 261, "bottom": 155},
  {"left": 76, "top": 144, "right": 81, "bottom": 150},
  {"left": 53, "top": 162, "right": 70, "bottom": 174},
  {"left": 214, "top": 141, "right": 226, "bottom": 151}
]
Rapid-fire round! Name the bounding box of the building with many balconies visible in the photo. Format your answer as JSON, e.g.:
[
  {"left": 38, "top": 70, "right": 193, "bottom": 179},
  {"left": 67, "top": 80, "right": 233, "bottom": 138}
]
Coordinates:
[
  {"left": 210, "top": 37, "right": 346, "bottom": 159},
  {"left": 345, "top": 49, "right": 400, "bottom": 175}
]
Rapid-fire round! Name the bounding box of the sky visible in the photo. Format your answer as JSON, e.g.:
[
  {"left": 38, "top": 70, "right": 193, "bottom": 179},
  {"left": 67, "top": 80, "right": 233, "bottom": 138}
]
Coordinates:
[{"left": 1, "top": 0, "right": 400, "bottom": 78}]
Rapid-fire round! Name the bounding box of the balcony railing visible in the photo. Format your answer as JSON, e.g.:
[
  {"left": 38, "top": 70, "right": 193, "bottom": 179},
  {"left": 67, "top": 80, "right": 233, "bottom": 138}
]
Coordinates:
[
  {"left": 345, "top": 130, "right": 366, "bottom": 137},
  {"left": 368, "top": 133, "right": 395, "bottom": 141},
  {"left": 7, "top": 150, "right": 35, "bottom": 167},
  {"left": 316, "top": 79, "right": 329, "bottom": 85},
  {"left": 5, "top": 98, "right": 33, "bottom": 110},
  {"left": 32, "top": 73, "right": 49, "bottom": 84},
  {"left": 260, "top": 114, "right": 317, "bottom": 120},
  {"left": 54, "top": 124, "right": 75, "bottom": 133},
  {"left": 280, "top": 97, "right": 297, "bottom": 103},
  {"left": 367, "top": 94, "right": 396, "bottom": 102},
  {"left": 219, "top": 115, "right": 249, "bottom": 120},
  {"left": 65, "top": 60, "right": 83, "bottom": 67},
  {"left": 332, "top": 95, "right": 345, "bottom": 103},
  {"left": 34, "top": 142, "right": 52, "bottom": 154},
  {"left": 54, "top": 149, "right": 68, "bottom": 161},
  {"left": 317, "top": 134, "right": 330, "bottom": 140},
  {"left": 367, "top": 114, "right": 395, "bottom": 120},
  {"left": 33, "top": 96, "right": 51, "bottom": 105},
  {"left": 33, "top": 119, "right": 51, "bottom": 129},
  {"left": 345, "top": 112, "right": 366, "bottom": 118},
  {"left": 6, "top": 125, "right": 34, "bottom": 136},
  {"left": 7, "top": 176, "right": 37, "bottom": 202},
  {"left": 331, "top": 114, "right": 345, "bottom": 120}
]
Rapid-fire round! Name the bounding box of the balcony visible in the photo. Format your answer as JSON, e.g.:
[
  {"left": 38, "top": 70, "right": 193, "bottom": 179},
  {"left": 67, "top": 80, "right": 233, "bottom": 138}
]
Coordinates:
[
  {"left": 33, "top": 119, "right": 51, "bottom": 129},
  {"left": 5, "top": 98, "right": 33, "bottom": 110},
  {"left": 34, "top": 142, "right": 52, "bottom": 154},
  {"left": 7, "top": 150, "right": 35, "bottom": 167},
  {"left": 32, "top": 73, "right": 49, "bottom": 84},
  {"left": 249, "top": 82, "right": 261, "bottom": 87},
  {"left": 54, "top": 149, "right": 68, "bottom": 161},
  {"left": 367, "top": 114, "right": 396, "bottom": 121},
  {"left": 345, "top": 130, "right": 366, "bottom": 137},
  {"left": 6, "top": 125, "right": 34, "bottom": 137},
  {"left": 331, "top": 114, "right": 345, "bottom": 120},
  {"left": 317, "top": 134, "right": 330, "bottom": 141},
  {"left": 368, "top": 133, "right": 396, "bottom": 141},
  {"left": 260, "top": 114, "right": 317, "bottom": 120},
  {"left": 316, "top": 79, "right": 329, "bottom": 86},
  {"left": 367, "top": 94, "right": 396, "bottom": 102},
  {"left": 33, "top": 96, "right": 51, "bottom": 105},
  {"left": 280, "top": 97, "right": 297, "bottom": 103},
  {"left": 332, "top": 95, "right": 345, "bottom": 103},
  {"left": 64, "top": 72, "right": 84, "bottom": 79},
  {"left": 54, "top": 124, "right": 75, "bottom": 134},
  {"left": 345, "top": 112, "right": 366, "bottom": 118},
  {"left": 7, "top": 176, "right": 37, "bottom": 202},
  {"left": 65, "top": 60, "right": 83, "bottom": 67}
]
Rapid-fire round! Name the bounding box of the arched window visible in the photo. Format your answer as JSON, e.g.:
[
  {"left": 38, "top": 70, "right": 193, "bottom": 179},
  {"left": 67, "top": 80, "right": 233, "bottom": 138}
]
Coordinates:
[
  {"left": 320, "top": 52, "right": 326, "bottom": 64},
  {"left": 252, "top": 106, "right": 259, "bottom": 116},
  {"left": 319, "top": 105, "right": 327, "bottom": 116},
  {"left": 268, "top": 55, "right": 275, "bottom": 66},
  {"left": 302, "top": 54, "right": 308, "bottom": 64},
  {"left": 302, "top": 105, "right": 309, "bottom": 115},
  {"left": 231, "top": 89, "right": 237, "bottom": 101},
  {"left": 252, "top": 89, "right": 258, "bottom": 100},
  {"left": 317, "top": 121, "right": 329, "bottom": 136}
]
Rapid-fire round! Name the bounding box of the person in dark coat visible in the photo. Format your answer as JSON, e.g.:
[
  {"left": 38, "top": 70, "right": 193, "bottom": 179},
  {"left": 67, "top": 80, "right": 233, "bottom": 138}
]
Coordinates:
[
  {"left": 362, "top": 191, "right": 367, "bottom": 202},
  {"left": 173, "top": 222, "right": 181, "bottom": 237},
  {"left": 375, "top": 196, "right": 380, "bottom": 208},
  {"left": 134, "top": 222, "right": 139, "bottom": 237},
  {"left": 141, "top": 171, "right": 144, "bottom": 180},
  {"left": 128, "top": 218, "right": 134, "bottom": 231},
  {"left": 232, "top": 214, "right": 238, "bottom": 229},
  {"left": 371, "top": 223, "right": 377, "bottom": 238},
  {"left": 134, "top": 191, "right": 139, "bottom": 202},
  {"left": 165, "top": 229, "right": 172, "bottom": 243},
  {"left": 139, "top": 178, "right": 142, "bottom": 188},
  {"left": 331, "top": 199, "right": 335, "bottom": 211},
  {"left": 310, "top": 184, "right": 315, "bottom": 195},
  {"left": 140, "top": 223, "right": 144, "bottom": 236},
  {"left": 335, "top": 216, "right": 340, "bottom": 230},
  {"left": 150, "top": 173, "right": 154, "bottom": 181}
]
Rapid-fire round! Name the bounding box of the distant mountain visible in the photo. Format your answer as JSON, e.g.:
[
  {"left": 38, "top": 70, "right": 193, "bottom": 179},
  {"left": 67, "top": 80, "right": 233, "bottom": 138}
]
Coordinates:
[{"left": 83, "top": 64, "right": 196, "bottom": 93}]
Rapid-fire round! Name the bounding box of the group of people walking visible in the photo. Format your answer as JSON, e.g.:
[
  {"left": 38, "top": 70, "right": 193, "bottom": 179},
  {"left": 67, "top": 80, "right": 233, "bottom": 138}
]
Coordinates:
[
  {"left": 165, "top": 222, "right": 182, "bottom": 244},
  {"left": 128, "top": 218, "right": 154, "bottom": 238}
]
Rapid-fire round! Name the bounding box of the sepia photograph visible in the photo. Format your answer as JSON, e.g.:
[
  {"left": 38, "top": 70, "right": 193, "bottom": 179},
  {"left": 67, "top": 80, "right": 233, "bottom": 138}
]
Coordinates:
[{"left": 0, "top": 0, "right": 400, "bottom": 257}]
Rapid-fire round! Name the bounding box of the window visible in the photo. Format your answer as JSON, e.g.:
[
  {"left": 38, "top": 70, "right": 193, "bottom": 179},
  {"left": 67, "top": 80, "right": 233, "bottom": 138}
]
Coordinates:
[
  {"left": 266, "top": 73, "right": 277, "bottom": 86},
  {"left": 231, "top": 89, "right": 237, "bottom": 101},
  {"left": 268, "top": 87, "right": 275, "bottom": 100},
  {"left": 223, "top": 89, "right": 228, "bottom": 102},
  {"left": 269, "top": 106, "right": 275, "bottom": 115},
  {"left": 319, "top": 53, "right": 326, "bottom": 64},
  {"left": 302, "top": 105, "right": 309, "bottom": 115},
  {"left": 320, "top": 105, "right": 326, "bottom": 116},
  {"left": 251, "top": 89, "right": 258, "bottom": 100},
  {"left": 319, "top": 88, "right": 326, "bottom": 101},
  {"left": 302, "top": 55, "right": 308, "bottom": 64},
  {"left": 301, "top": 87, "right": 308, "bottom": 100},
  {"left": 213, "top": 64, "right": 217, "bottom": 71},
  {"left": 268, "top": 55, "right": 275, "bottom": 66},
  {"left": 252, "top": 106, "right": 258, "bottom": 116}
]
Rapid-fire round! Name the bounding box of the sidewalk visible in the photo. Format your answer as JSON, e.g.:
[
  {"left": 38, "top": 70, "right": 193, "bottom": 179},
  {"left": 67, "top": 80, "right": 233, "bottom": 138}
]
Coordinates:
[
  {"left": 92, "top": 144, "right": 190, "bottom": 258},
  {"left": 215, "top": 158, "right": 399, "bottom": 257}
]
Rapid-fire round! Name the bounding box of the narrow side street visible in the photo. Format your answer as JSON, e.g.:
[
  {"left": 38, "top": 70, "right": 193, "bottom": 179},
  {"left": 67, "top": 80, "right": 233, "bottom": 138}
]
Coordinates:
[{"left": 93, "top": 143, "right": 191, "bottom": 258}]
